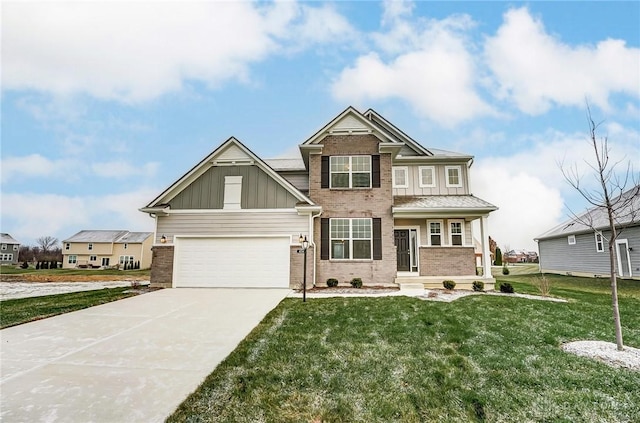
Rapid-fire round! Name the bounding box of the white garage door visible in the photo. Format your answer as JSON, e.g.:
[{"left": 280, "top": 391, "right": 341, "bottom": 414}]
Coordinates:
[{"left": 173, "top": 236, "right": 291, "bottom": 288}]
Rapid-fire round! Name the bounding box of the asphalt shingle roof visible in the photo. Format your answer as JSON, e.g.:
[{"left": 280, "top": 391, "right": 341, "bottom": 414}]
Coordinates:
[
  {"left": 63, "top": 230, "right": 151, "bottom": 243},
  {"left": 1, "top": 233, "right": 20, "bottom": 244}
]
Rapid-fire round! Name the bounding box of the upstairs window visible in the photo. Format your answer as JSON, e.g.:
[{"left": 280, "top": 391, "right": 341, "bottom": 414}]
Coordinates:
[
  {"left": 65, "top": 243, "right": 70, "bottom": 250},
  {"left": 13, "top": 245, "right": 18, "bottom": 251},
  {"left": 392, "top": 167, "right": 408, "bottom": 188},
  {"left": 450, "top": 220, "right": 464, "bottom": 246},
  {"left": 428, "top": 221, "right": 443, "bottom": 246},
  {"left": 568, "top": 235, "right": 576, "bottom": 245},
  {"left": 445, "top": 166, "right": 462, "bottom": 188},
  {"left": 1, "top": 244, "right": 6, "bottom": 250},
  {"left": 595, "top": 233, "right": 604, "bottom": 252},
  {"left": 330, "top": 156, "right": 371, "bottom": 188},
  {"left": 419, "top": 166, "right": 436, "bottom": 187},
  {"left": 88, "top": 243, "right": 93, "bottom": 251}
]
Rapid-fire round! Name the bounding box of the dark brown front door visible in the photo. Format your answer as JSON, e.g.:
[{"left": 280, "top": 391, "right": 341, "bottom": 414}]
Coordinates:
[{"left": 394, "top": 230, "right": 410, "bottom": 271}]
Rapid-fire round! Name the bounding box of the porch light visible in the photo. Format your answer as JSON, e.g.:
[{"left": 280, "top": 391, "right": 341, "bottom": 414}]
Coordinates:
[
  {"left": 298, "top": 234, "right": 309, "bottom": 302},
  {"left": 160, "top": 235, "right": 167, "bottom": 243}
]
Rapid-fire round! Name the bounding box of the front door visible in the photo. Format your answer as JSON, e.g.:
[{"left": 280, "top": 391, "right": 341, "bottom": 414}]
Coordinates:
[{"left": 394, "top": 230, "right": 411, "bottom": 271}]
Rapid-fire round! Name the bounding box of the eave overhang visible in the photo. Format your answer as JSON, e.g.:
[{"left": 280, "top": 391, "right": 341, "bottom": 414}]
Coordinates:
[{"left": 392, "top": 207, "right": 496, "bottom": 219}]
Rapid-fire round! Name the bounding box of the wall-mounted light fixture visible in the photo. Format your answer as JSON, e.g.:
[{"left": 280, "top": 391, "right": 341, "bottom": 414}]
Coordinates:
[{"left": 160, "top": 235, "right": 167, "bottom": 244}]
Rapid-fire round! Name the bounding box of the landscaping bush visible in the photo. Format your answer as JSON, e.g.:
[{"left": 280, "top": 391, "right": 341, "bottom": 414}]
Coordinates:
[
  {"left": 20, "top": 261, "right": 29, "bottom": 269},
  {"left": 472, "top": 280, "right": 484, "bottom": 292},
  {"left": 494, "top": 247, "right": 502, "bottom": 266},
  {"left": 499, "top": 282, "right": 514, "bottom": 293},
  {"left": 442, "top": 280, "right": 456, "bottom": 290},
  {"left": 502, "top": 265, "right": 510, "bottom": 275},
  {"left": 326, "top": 278, "right": 339, "bottom": 287},
  {"left": 534, "top": 274, "right": 551, "bottom": 296},
  {"left": 350, "top": 278, "right": 363, "bottom": 288}
]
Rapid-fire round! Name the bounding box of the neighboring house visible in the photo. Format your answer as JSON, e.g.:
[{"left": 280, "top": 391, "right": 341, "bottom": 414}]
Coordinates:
[
  {"left": 62, "top": 230, "right": 153, "bottom": 270},
  {"left": 141, "top": 107, "right": 498, "bottom": 289},
  {"left": 504, "top": 249, "right": 538, "bottom": 263},
  {"left": 0, "top": 233, "right": 21, "bottom": 266},
  {"left": 535, "top": 185, "right": 640, "bottom": 279}
]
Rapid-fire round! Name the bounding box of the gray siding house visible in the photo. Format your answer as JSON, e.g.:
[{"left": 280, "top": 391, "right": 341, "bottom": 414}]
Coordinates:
[
  {"left": 535, "top": 186, "right": 640, "bottom": 279},
  {"left": 1, "top": 233, "right": 21, "bottom": 265}
]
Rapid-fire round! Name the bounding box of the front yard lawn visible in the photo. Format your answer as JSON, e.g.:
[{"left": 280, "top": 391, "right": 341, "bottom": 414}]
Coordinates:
[
  {"left": 169, "top": 274, "right": 640, "bottom": 422},
  {"left": 0, "top": 287, "right": 139, "bottom": 328}
]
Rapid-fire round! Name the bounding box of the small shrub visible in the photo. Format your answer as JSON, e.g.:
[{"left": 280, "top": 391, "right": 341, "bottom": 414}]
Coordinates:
[
  {"left": 350, "top": 278, "right": 363, "bottom": 288},
  {"left": 500, "top": 282, "right": 514, "bottom": 293},
  {"left": 534, "top": 274, "right": 551, "bottom": 297},
  {"left": 472, "top": 280, "right": 484, "bottom": 292},
  {"left": 21, "top": 261, "right": 29, "bottom": 269},
  {"left": 442, "top": 280, "right": 456, "bottom": 290},
  {"left": 326, "top": 278, "right": 339, "bottom": 287},
  {"left": 502, "top": 265, "right": 510, "bottom": 275}
]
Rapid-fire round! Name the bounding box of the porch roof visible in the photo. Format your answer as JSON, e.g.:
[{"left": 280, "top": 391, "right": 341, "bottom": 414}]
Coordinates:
[{"left": 393, "top": 195, "right": 497, "bottom": 218}]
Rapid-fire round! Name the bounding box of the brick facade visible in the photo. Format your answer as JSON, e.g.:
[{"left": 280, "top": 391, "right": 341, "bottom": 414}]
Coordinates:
[
  {"left": 289, "top": 245, "right": 314, "bottom": 289},
  {"left": 150, "top": 245, "right": 174, "bottom": 288},
  {"left": 419, "top": 246, "right": 476, "bottom": 276},
  {"left": 309, "top": 134, "right": 397, "bottom": 286}
]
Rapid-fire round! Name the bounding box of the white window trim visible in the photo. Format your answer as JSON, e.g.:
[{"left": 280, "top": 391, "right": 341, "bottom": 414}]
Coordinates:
[
  {"left": 88, "top": 243, "right": 93, "bottom": 251},
  {"left": 329, "top": 156, "right": 372, "bottom": 189},
  {"left": 568, "top": 235, "right": 576, "bottom": 245},
  {"left": 1, "top": 244, "right": 6, "bottom": 250},
  {"left": 68, "top": 255, "right": 77, "bottom": 264},
  {"left": 445, "top": 166, "right": 463, "bottom": 188},
  {"left": 65, "top": 243, "right": 70, "bottom": 250},
  {"left": 449, "top": 219, "right": 465, "bottom": 246},
  {"left": 418, "top": 166, "right": 436, "bottom": 188},
  {"left": 119, "top": 255, "right": 135, "bottom": 264},
  {"left": 595, "top": 232, "right": 604, "bottom": 252},
  {"left": 329, "top": 218, "right": 373, "bottom": 260},
  {"left": 89, "top": 255, "right": 97, "bottom": 261},
  {"left": 1, "top": 253, "right": 13, "bottom": 261},
  {"left": 427, "top": 219, "right": 444, "bottom": 246},
  {"left": 13, "top": 245, "right": 18, "bottom": 251},
  {"left": 392, "top": 166, "right": 409, "bottom": 188}
]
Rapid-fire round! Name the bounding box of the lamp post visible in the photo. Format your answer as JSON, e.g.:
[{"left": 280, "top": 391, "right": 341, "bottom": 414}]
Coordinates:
[{"left": 298, "top": 234, "right": 309, "bottom": 302}]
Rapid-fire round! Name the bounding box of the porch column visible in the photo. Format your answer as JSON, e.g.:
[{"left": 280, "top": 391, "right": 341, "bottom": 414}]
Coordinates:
[{"left": 480, "top": 215, "right": 493, "bottom": 278}]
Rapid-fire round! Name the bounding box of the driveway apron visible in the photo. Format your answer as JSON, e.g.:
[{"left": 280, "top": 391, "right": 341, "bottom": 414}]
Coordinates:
[{"left": 0, "top": 288, "right": 290, "bottom": 422}]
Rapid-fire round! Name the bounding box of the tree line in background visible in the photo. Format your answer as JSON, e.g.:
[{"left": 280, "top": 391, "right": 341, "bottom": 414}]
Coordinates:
[{"left": 17, "top": 236, "right": 63, "bottom": 268}]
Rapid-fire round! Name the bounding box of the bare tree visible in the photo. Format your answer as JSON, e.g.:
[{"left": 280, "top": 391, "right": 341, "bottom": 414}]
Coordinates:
[
  {"left": 561, "top": 105, "right": 639, "bottom": 351},
  {"left": 36, "top": 236, "right": 59, "bottom": 254}
]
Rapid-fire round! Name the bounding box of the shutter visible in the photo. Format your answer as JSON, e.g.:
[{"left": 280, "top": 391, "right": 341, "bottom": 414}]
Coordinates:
[
  {"left": 321, "top": 156, "right": 329, "bottom": 188},
  {"left": 373, "top": 218, "right": 382, "bottom": 260},
  {"left": 372, "top": 155, "right": 380, "bottom": 188},
  {"left": 321, "top": 218, "right": 330, "bottom": 260}
]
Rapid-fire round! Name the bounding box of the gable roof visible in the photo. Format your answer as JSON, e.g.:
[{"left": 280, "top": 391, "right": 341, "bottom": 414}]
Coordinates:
[
  {"left": 363, "top": 108, "right": 433, "bottom": 156},
  {"left": 1, "top": 233, "right": 20, "bottom": 244},
  {"left": 63, "top": 230, "right": 153, "bottom": 243},
  {"left": 142, "top": 137, "right": 314, "bottom": 211},
  {"left": 535, "top": 185, "right": 640, "bottom": 241}
]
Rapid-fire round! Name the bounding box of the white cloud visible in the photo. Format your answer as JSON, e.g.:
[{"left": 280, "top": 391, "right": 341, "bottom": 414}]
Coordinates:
[
  {"left": 1, "top": 154, "right": 83, "bottom": 183},
  {"left": 332, "top": 12, "right": 494, "bottom": 126},
  {"left": 91, "top": 161, "right": 159, "bottom": 179},
  {"left": 1, "top": 189, "right": 156, "bottom": 246},
  {"left": 2, "top": 1, "right": 354, "bottom": 102},
  {"left": 485, "top": 7, "right": 640, "bottom": 115},
  {"left": 472, "top": 164, "right": 564, "bottom": 251}
]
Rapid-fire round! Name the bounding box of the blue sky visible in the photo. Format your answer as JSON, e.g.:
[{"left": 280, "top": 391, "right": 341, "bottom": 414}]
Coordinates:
[{"left": 2, "top": 0, "right": 639, "bottom": 251}]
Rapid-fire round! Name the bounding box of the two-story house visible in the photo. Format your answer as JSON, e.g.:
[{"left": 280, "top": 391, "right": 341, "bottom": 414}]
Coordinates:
[
  {"left": 62, "top": 230, "right": 153, "bottom": 269},
  {"left": 141, "top": 107, "right": 497, "bottom": 289},
  {"left": 1, "top": 233, "right": 21, "bottom": 266}
]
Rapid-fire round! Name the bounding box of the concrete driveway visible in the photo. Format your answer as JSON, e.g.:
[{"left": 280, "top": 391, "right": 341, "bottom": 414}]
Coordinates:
[{"left": 0, "top": 288, "right": 290, "bottom": 422}]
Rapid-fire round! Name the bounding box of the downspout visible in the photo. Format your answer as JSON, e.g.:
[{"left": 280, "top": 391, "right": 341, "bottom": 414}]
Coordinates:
[{"left": 309, "top": 210, "right": 323, "bottom": 287}]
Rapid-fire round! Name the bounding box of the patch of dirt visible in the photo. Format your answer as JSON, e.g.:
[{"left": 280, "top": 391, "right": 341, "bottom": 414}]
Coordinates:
[{"left": 0, "top": 274, "right": 150, "bottom": 283}]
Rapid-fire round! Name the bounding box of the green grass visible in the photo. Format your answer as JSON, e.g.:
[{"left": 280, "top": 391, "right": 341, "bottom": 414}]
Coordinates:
[
  {"left": 169, "top": 274, "right": 640, "bottom": 422},
  {"left": 0, "top": 287, "right": 139, "bottom": 328},
  {"left": 0, "top": 266, "right": 150, "bottom": 277}
]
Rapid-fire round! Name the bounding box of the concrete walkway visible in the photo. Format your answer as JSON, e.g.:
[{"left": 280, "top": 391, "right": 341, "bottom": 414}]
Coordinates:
[{"left": 0, "top": 288, "right": 290, "bottom": 422}]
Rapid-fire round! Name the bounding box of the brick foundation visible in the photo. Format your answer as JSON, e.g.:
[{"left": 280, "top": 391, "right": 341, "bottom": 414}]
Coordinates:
[{"left": 150, "top": 245, "right": 174, "bottom": 288}]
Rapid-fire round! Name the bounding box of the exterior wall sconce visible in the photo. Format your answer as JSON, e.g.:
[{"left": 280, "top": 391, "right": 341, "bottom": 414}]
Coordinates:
[{"left": 160, "top": 235, "right": 167, "bottom": 243}]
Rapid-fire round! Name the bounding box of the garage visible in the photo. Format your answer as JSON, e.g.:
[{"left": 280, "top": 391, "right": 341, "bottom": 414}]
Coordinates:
[{"left": 173, "top": 236, "right": 291, "bottom": 288}]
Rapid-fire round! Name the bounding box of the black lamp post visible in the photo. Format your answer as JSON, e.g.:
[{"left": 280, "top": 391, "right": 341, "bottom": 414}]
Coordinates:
[{"left": 298, "top": 234, "right": 309, "bottom": 302}]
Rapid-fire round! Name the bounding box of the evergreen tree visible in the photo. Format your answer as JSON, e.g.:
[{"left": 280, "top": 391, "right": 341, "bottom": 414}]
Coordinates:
[{"left": 494, "top": 247, "right": 503, "bottom": 266}]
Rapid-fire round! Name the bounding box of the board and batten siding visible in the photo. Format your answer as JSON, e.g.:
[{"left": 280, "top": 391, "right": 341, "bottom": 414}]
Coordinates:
[
  {"left": 393, "top": 165, "right": 469, "bottom": 196},
  {"left": 169, "top": 165, "right": 299, "bottom": 210},
  {"left": 156, "top": 210, "right": 308, "bottom": 243},
  {"left": 538, "top": 226, "right": 640, "bottom": 277}
]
